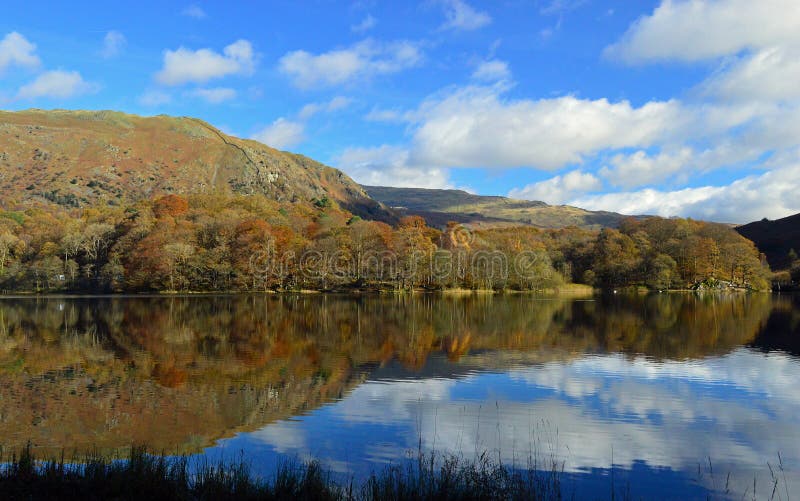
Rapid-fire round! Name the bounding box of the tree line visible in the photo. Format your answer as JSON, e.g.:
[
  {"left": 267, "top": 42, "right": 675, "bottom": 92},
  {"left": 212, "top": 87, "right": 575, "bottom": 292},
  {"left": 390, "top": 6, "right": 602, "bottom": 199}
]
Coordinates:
[{"left": 0, "top": 192, "right": 772, "bottom": 292}]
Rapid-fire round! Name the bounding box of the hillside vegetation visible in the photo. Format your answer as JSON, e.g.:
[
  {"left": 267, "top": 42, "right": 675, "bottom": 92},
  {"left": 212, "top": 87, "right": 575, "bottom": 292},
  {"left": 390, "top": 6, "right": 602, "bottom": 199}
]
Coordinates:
[
  {"left": 0, "top": 109, "right": 771, "bottom": 292},
  {"left": 363, "top": 185, "right": 630, "bottom": 229},
  {"left": 0, "top": 109, "right": 391, "bottom": 221}
]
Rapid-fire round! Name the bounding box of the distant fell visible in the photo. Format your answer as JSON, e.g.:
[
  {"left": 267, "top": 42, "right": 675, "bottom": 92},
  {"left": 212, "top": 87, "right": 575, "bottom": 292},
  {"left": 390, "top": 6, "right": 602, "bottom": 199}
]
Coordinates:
[
  {"left": 736, "top": 212, "right": 800, "bottom": 270},
  {"left": 0, "top": 109, "right": 392, "bottom": 221},
  {"left": 363, "top": 185, "right": 631, "bottom": 229}
]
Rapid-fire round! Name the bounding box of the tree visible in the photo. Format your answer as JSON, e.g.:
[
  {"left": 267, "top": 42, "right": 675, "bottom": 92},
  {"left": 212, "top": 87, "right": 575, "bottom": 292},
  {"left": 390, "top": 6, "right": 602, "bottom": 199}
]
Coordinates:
[
  {"left": 153, "top": 194, "right": 189, "bottom": 218},
  {"left": 81, "top": 223, "right": 115, "bottom": 262},
  {"left": 0, "top": 231, "right": 23, "bottom": 275},
  {"left": 163, "top": 242, "right": 195, "bottom": 291},
  {"left": 647, "top": 254, "right": 678, "bottom": 290},
  {"left": 592, "top": 229, "right": 641, "bottom": 287}
]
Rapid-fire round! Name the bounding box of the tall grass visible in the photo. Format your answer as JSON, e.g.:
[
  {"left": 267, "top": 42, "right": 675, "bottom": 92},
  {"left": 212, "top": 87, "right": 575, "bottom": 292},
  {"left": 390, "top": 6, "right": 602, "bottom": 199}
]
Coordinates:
[{"left": 0, "top": 443, "right": 563, "bottom": 500}]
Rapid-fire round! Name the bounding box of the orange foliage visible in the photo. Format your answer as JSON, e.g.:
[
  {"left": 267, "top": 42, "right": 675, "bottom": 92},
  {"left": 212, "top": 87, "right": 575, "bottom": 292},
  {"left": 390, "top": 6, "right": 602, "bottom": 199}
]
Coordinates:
[{"left": 153, "top": 194, "right": 189, "bottom": 218}]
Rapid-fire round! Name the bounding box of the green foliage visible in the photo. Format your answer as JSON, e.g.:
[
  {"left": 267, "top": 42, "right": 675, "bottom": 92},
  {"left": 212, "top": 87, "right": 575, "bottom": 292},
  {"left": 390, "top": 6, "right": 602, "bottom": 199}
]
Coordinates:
[
  {"left": 313, "top": 196, "right": 332, "bottom": 209},
  {"left": 0, "top": 211, "right": 25, "bottom": 226}
]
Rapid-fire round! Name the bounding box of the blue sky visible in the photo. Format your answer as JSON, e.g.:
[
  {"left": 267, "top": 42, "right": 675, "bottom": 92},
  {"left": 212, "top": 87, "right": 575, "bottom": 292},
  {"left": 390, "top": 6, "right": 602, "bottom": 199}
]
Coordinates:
[{"left": 1, "top": 0, "right": 799, "bottom": 223}]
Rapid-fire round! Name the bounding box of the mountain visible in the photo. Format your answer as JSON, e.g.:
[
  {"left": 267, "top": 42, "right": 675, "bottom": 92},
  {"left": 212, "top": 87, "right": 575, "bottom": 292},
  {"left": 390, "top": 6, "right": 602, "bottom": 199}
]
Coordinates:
[
  {"left": 736, "top": 212, "right": 800, "bottom": 269},
  {"left": 363, "top": 185, "right": 631, "bottom": 229},
  {"left": 0, "top": 109, "right": 392, "bottom": 221}
]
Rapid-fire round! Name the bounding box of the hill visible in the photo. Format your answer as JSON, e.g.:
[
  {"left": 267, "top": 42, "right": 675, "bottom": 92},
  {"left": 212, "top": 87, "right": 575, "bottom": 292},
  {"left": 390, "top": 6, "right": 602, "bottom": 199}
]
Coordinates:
[
  {"left": 0, "top": 109, "right": 392, "bottom": 221},
  {"left": 362, "top": 185, "right": 630, "bottom": 229},
  {"left": 736, "top": 212, "right": 800, "bottom": 270}
]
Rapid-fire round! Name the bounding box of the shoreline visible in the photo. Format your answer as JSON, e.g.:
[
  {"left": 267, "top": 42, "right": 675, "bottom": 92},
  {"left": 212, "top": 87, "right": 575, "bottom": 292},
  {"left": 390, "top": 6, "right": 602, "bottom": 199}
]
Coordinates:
[{"left": 0, "top": 283, "right": 781, "bottom": 298}]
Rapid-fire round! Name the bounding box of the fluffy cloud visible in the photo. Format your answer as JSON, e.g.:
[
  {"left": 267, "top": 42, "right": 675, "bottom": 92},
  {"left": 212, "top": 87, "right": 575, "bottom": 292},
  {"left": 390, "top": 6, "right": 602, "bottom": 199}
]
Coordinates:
[
  {"left": 155, "top": 40, "right": 255, "bottom": 86},
  {"left": 100, "top": 31, "right": 126, "bottom": 59},
  {"left": 599, "top": 142, "right": 769, "bottom": 190},
  {"left": 251, "top": 118, "right": 305, "bottom": 150},
  {"left": 408, "top": 85, "right": 684, "bottom": 169},
  {"left": 298, "top": 96, "right": 352, "bottom": 119},
  {"left": 17, "top": 70, "right": 95, "bottom": 100},
  {"left": 572, "top": 162, "right": 800, "bottom": 222},
  {"left": 279, "top": 39, "right": 422, "bottom": 89},
  {"left": 471, "top": 60, "right": 510, "bottom": 82},
  {"left": 599, "top": 148, "right": 695, "bottom": 189},
  {"left": 605, "top": 0, "right": 800, "bottom": 63},
  {"left": 336, "top": 145, "right": 452, "bottom": 189},
  {"left": 439, "top": 0, "right": 491, "bottom": 31},
  {"left": 0, "top": 32, "right": 40, "bottom": 72},
  {"left": 508, "top": 170, "right": 602, "bottom": 204},
  {"left": 190, "top": 87, "right": 236, "bottom": 103},
  {"left": 702, "top": 47, "right": 800, "bottom": 102}
]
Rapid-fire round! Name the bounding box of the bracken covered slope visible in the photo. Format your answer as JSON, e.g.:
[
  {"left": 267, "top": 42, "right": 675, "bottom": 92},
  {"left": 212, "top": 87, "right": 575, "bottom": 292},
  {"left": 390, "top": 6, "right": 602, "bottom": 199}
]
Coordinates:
[
  {"left": 0, "top": 109, "right": 392, "bottom": 221},
  {"left": 363, "top": 185, "right": 632, "bottom": 229}
]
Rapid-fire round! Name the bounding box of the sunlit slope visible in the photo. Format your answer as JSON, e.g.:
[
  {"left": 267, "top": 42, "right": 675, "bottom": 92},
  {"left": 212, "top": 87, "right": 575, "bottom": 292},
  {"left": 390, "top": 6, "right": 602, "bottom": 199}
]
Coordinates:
[
  {"left": 0, "top": 109, "right": 391, "bottom": 221},
  {"left": 363, "top": 185, "right": 631, "bottom": 229}
]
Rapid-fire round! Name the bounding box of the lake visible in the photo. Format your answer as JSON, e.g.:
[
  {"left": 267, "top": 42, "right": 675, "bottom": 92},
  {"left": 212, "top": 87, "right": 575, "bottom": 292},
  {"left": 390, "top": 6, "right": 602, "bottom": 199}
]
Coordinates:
[{"left": 0, "top": 293, "right": 797, "bottom": 499}]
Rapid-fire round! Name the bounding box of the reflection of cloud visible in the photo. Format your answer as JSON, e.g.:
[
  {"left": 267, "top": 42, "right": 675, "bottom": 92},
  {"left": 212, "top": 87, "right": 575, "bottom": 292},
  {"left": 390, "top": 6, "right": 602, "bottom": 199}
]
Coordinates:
[
  {"left": 334, "top": 378, "right": 457, "bottom": 423},
  {"left": 247, "top": 348, "right": 800, "bottom": 494},
  {"left": 251, "top": 420, "right": 308, "bottom": 452}
]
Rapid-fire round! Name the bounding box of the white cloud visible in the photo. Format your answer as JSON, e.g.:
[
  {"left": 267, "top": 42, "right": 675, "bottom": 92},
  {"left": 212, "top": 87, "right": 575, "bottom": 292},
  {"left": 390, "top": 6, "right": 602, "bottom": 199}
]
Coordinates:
[
  {"left": 509, "top": 170, "right": 602, "bottom": 204},
  {"left": 605, "top": 0, "right": 800, "bottom": 63},
  {"left": 139, "top": 90, "right": 172, "bottom": 107},
  {"left": 599, "top": 142, "right": 769, "bottom": 190},
  {"left": 572, "top": 162, "right": 800, "bottom": 222},
  {"left": 439, "top": 0, "right": 492, "bottom": 31},
  {"left": 181, "top": 5, "right": 207, "bottom": 19},
  {"left": 336, "top": 145, "right": 452, "bottom": 189},
  {"left": 100, "top": 30, "right": 126, "bottom": 59},
  {"left": 471, "top": 59, "right": 510, "bottom": 82},
  {"left": 189, "top": 87, "right": 236, "bottom": 103},
  {"left": 278, "top": 39, "right": 422, "bottom": 89},
  {"left": 600, "top": 148, "right": 695, "bottom": 189},
  {"left": 0, "top": 32, "right": 40, "bottom": 72},
  {"left": 298, "top": 96, "right": 352, "bottom": 120},
  {"left": 407, "top": 85, "right": 685, "bottom": 170},
  {"left": 702, "top": 46, "right": 800, "bottom": 102},
  {"left": 155, "top": 40, "right": 255, "bottom": 86},
  {"left": 17, "top": 70, "right": 95, "bottom": 100},
  {"left": 251, "top": 118, "right": 305, "bottom": 150},
  {"left": 351, "top": 14, "right": 377, "bottom": 33}
]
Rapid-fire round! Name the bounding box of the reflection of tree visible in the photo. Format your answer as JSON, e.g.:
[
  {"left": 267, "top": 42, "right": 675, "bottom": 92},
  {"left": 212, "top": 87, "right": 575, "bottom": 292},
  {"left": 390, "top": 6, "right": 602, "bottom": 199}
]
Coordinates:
[{"left": 0, "top": 293, "right": 779, "bottom": 455}]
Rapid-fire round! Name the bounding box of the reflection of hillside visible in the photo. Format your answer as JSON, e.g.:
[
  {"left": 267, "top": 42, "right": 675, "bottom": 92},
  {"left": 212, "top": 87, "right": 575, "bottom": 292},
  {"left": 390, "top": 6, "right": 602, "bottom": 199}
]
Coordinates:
[
  {"left": 749, "top": 294, "right": 800, "bottom": 355},
  {"left": 0, "top": 293, "right": 778, "bottom": 455}
]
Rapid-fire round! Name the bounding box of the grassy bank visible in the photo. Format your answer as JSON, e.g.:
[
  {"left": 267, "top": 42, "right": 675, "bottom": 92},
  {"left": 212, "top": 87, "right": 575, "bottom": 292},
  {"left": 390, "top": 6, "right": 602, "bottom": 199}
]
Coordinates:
[{"left": 0, "top": 445, "right": 563, "bottom": 501}]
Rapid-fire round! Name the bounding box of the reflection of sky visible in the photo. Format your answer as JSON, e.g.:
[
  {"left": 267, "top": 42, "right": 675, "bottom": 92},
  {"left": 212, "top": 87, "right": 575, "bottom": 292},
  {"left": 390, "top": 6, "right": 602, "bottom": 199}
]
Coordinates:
[{"left": 209, "top": 348, "right": 800, "bottom": 499}]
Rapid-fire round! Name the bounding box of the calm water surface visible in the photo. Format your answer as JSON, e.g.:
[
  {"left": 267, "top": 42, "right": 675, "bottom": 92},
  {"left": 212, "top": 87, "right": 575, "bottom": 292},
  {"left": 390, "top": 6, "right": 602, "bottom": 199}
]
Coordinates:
[{"left": 1, "top": 293, "right": 798, "bottom": 499}]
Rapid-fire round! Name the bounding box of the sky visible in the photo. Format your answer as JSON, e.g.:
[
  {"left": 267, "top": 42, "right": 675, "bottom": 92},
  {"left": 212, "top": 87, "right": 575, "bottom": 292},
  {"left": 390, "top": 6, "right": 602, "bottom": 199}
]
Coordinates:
[{"left": 1, "top": 0, "right": 799, "bottom": 223}]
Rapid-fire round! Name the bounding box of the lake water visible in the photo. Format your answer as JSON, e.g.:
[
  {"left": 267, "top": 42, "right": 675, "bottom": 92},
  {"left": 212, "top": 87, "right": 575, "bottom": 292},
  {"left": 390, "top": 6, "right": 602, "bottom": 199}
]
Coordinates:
[{"left": 1, "top": 293, "right": 798, "bottom": 499}]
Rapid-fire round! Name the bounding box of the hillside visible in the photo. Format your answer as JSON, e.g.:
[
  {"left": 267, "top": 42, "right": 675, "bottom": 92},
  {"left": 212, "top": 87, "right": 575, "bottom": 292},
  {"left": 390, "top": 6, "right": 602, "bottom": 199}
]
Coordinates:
[
  {"left": 736, "top": 212, "right": 800, "bottom": 270},
  {"left": 0, "top": 109, "right": 391, "bottom": 221},
  {"left": 363, "top": 185, "right": 631, "bottom": 229}
]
